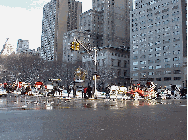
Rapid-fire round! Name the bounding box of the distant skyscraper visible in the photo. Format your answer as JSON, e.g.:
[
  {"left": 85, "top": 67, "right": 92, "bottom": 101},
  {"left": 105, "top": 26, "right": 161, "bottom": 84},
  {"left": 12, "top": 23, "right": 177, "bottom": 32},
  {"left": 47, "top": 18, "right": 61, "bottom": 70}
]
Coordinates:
[
  {"left": 0, "top": 38, "right": 15, "bottom": 55},
  {"left": 17, "top": 39, "right": 29, "bottom": 54},
  {"left": 41, "top": 0, "right": 82, "bottom": 61}
]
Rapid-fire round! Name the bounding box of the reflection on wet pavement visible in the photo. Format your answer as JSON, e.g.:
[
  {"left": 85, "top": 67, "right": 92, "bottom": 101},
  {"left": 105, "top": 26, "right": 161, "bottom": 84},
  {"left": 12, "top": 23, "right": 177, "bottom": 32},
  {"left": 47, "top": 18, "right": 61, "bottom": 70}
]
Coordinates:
[
  {"left": 0, "top": 96, "right": 186, "bottom": 111},
  {"left": 0, "top": 97, "right": 186, "bottom": 140}
]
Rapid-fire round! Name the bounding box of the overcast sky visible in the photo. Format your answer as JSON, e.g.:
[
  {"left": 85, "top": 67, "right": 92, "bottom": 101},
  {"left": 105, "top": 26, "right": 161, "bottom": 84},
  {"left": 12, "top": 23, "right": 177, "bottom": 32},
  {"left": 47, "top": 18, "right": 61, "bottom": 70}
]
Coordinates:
[{"left": 0, "top": 0, "right": 92, "bottom": 50}]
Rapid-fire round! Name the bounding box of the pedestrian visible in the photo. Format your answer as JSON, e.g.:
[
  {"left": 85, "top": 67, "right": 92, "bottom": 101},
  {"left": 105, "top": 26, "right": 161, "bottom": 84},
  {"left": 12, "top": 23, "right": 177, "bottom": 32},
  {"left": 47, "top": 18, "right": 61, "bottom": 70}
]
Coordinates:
[
  {"left": 67, "top": 85, "right": 71, "bottom": 97},
  {"left": 105, "top": 85, "right": 111, "bottom": 99},
  {"left": 73, "top": 84, "right": 76, "bottom": 98},
  {"left": 87, "top": 86, "right": 92, "bottom": 98},
  {"left": 83, "top": 87, "right": 87, "bottom": 99}
]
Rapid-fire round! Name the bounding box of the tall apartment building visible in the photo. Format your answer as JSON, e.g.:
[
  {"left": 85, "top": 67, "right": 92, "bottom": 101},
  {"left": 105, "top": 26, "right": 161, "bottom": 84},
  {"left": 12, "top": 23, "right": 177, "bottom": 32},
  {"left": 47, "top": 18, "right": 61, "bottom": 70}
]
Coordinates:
[
  {"left": 41, "top": 0, "right": 82, "bottom": 61},
  {"left": 17, "top": 39, "right": 29, "bottom": 54},
  {"left": 79, "top": 0, "right": 131, "bottom": 48},
  {"left": 102, "top": 0, "right": 131, "bottom": 48},
  {"left": 0, "top": 38, "right": 15, "bottom": 56},
  {"left": 79, "top": 9, "right": 104, "bottom": 48},
  {"left": 130, "top": 0, "right": 187, "bottom": 88}
]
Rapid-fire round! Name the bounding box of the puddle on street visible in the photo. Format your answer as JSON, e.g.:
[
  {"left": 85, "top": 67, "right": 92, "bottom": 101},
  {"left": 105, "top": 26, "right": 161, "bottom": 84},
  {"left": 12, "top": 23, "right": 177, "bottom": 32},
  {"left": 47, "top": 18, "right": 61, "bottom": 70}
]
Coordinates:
[{"left": 0, "top": 97, "right": 186, "bottom": 111}]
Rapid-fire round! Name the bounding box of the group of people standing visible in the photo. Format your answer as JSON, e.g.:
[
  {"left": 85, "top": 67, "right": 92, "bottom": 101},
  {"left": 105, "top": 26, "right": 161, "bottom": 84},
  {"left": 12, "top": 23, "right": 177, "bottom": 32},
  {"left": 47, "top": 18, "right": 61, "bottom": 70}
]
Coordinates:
[
  {"left": 66, "top": 84, "right": 111, "bottom": 99},
  {"left": 83, "top": 86, "right": 92, "bottom": 99}
]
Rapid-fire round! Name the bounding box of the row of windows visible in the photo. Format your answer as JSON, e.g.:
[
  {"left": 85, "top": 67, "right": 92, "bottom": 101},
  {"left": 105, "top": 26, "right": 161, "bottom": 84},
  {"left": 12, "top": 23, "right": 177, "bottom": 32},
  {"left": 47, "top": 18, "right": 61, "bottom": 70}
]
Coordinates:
[
  {"left": 133, "top": 70, "right": 181, "bottom": 76},
  {"left": 132, "top": 37, "right": 180, "bottom": 47},
  {"left": 132, "top": 63, "right": 181, "bottom": 71},
  {"left": 133, "top": 44, "right": 180, "bottom": 51},
  {"left": 111, "top": 60, "right": 129, "bottom": 67},
  {"left": 134, "top": 0, "right": 179, "bottom": 12},
  {"left": 132, "top": 19, "right": 180, "bottom": 32},
  {"left": 132, "top": 25, "right": 179, "bottom": 39},
  {"left": 133, "top": 77, "right": 181, "bottom": 81},
  {"left": 133, "top": 56, "right": 180, "bottom": 65}
]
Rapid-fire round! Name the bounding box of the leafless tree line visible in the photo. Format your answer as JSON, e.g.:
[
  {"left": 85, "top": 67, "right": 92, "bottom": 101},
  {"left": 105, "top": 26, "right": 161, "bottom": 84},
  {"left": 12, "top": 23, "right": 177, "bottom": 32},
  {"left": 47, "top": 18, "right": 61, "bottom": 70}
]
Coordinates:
[{"left": 0, "top": 53, "right": 78, "bottom": 86}]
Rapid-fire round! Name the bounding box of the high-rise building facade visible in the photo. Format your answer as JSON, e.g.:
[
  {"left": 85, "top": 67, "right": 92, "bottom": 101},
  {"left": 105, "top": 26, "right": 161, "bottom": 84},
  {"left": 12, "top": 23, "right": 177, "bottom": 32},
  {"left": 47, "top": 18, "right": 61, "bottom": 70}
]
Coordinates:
[
  {"left": 102, "top": 0, "right": 131, "bottom": 48},
  {"left": 17, "top": 39, "right": 29, "bottom": 54},
  {"left": 79, "top": 0, "right": 131, "bottom": 49},
  {"left": 130, "top": 0, "right": 187, "bottom": 88},
  {"left": 41, "top": 0, "right": 82, "bottom": 61},
  {"left": 79, "top": 9, "right": 104, "bottom": 48}
]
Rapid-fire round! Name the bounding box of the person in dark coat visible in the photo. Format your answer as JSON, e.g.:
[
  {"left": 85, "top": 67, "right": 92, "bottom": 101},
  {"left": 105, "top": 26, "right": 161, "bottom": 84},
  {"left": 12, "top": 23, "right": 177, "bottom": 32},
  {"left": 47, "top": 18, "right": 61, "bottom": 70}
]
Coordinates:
[
  {"left": 87, "top": 86, "right": 92, "bottom": 98},
  {"left": 105, "top": 85, "right": 111, "bottom": 99},
  {"left": 73, "top": 84, "right": 76, "bottom": 98},
  {"left": 67, "top": 85, "right": 71, "bottom": 97}
]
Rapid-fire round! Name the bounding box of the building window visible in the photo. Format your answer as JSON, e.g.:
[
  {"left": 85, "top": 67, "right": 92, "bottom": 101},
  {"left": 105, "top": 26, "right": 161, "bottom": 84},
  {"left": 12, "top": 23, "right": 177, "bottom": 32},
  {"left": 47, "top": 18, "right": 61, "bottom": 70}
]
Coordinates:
[
  {"left": 140, "top": 61, "right": 146, "bottom": 64},
  {"left": 165, "top": 64, "right": 170, "bottom": 68},
  {"left": 133, "top": 61, "right": 138, "bottom": 65},
  {"left": 118, "top": 69, "right": 121, "bottom": 76},
  {"left": 163, "top": 45, "right": 170, "bottom": 50},
  {"left": 164, "top": 77, "right": 171, "bottom": 81},
  {"left": 149, "top": 66, "right": 154, "bottom": 70},
  {"left": 174, "top": 70, "right": 181, "bottom": 74},
  {"left": 111, "top": 59, "right": 114, "bottom": 66},
  {"left": 118, "top": 60, "right": 121, "bottom": 67},
  {"left": 133, "top": 51, "right": 138, "bottom": 54},
  {"left": 173, "top": 64, "right": 180, "bottom": 68},
  {"left": 141, "top": 66, "right": 146, "bottom": 70},
  {"left": 149, "top": 72, "right": 154, "bottom": 75},
  {"left": 149, "top": 48, "right": 153, "bottom": 52},
  {"left": 174, "top": 77, "right": 181, "bottom": 80},
  {"left": 148, "top": 60, "right": 154, "bottom": 64},
  {"left": 133, "top": 73, "right": 138, "bottom": 76},
  {"left": 148, "top": 54, "right": 153, "bottom": 58},
  {"left": 173, "top": 57, "right": 180, "bottom": 61},
  {"left": 124, "top": 71, "right": 127, "bottom": 76},
  {"left": 156, "top": 78, "right": 161, "bottom": 81},
  {"left": 173, "top": 50, "right": 181, "bottom": 55},
  {"left": 163, "top": 52, "right": 171, "bottom": 56},
  {"left": 155, "top": 53, "right": 161, "bottom": 57},
  {"left": 165, "top": 71, "right": 171, "bottom": 74},
  {"left": 155, "top": 59, "right": 161, "bottom": 63},
  {"left": 164, "top": 58, "right": 170, "bottom": 62},
  {"left": 155, "top": 47, "right": 161, "bottom": 51},
  {"left": 156, "top": 65, "right": 161, "bottom": 69},
  {"left": 102, "top": 59, "right": 105, "bottom": 66},
  {"left": 140, "top": 55, "right": 146, "bottom": 59},
  {"left": 133, "top": 67, "right": 138, "bottom": 71},
  {"left": 124, "top": 61, "right": 127, "bottom": 67}
]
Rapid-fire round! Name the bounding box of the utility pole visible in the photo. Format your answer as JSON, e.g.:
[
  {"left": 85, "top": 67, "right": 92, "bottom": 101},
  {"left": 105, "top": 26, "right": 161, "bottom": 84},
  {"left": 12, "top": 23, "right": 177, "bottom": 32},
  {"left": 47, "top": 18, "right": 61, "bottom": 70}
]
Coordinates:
[{"left": 94, "top": 47, "right": 97, "bottom": 98}]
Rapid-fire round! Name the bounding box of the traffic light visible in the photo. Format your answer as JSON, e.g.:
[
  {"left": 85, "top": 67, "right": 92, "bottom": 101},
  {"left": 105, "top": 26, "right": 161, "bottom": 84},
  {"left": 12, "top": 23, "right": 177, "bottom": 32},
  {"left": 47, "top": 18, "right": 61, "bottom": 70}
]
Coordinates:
[
  {"left": 70, "top": 41, "right": 75, "bottom": 50},
  {"left": 75, "top": 42, "right": 80, "bottom": 51},
  {"left": 96, "top": 75, "right": 100, "bottom": 79}
]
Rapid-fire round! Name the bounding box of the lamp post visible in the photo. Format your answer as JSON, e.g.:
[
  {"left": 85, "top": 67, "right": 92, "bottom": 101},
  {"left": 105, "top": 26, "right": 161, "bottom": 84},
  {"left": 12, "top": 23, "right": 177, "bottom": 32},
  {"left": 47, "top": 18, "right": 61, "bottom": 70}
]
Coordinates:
[{"left": 94, "top": 47, "right": 97, "bottom": 98}]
